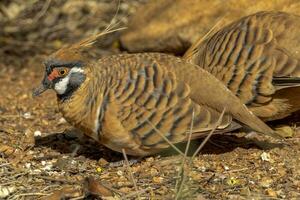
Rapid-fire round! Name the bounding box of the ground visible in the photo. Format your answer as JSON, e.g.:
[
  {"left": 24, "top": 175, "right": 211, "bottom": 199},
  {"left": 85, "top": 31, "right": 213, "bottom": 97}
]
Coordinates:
[
  {"left": 1, "top": 49, "right": 300, "bottom": 200},
  {"left": 0, "top": 1, "right": 300, "bottom": 200}
]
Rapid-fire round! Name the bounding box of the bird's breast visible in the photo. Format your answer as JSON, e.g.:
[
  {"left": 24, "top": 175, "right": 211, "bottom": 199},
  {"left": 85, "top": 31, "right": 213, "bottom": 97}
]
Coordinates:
[{"left": 57, "top": 86, "right": 104, "bottom": 141}]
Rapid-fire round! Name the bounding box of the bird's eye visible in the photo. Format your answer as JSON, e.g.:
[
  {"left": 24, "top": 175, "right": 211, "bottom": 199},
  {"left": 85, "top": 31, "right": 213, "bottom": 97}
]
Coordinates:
[{"left": 58, "top": 68, "right": 68, "bottom": 76}]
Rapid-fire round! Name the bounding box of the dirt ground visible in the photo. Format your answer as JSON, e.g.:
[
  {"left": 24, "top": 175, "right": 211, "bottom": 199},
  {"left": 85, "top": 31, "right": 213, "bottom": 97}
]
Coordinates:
[{"left": 0, "top": 1, "right": 300, "bottom": 200}]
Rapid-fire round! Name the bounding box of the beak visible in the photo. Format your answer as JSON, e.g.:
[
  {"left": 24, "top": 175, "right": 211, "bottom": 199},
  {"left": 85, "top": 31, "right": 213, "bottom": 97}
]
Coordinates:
[{"left": 32, "top": 77, "right": 52, "bottom": 97}]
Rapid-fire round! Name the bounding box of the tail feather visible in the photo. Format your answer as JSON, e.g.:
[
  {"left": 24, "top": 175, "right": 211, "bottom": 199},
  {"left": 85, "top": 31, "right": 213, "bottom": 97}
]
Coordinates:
[{"left": 273, "top": 77, "right": 300, "bottom": 89}]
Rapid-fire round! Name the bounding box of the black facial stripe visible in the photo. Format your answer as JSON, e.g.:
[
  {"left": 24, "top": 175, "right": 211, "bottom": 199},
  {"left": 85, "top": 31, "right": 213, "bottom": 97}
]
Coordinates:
[{"left": 44, "top": 60, "right": 84, "bottom": 73}]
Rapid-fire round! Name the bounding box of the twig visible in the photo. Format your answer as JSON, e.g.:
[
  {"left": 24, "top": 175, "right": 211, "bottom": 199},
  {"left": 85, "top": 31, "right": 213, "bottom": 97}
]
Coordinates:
[
  {"left": 69, "top": 196, "right": 85, "bottom": 200},
  {"left": 12, "top": 172, "right": 28, "bottom": 179},
  {"left": 146, "top": 120, "right": 185, "bottom": 156},
  {"left": 34, "top": 0, "right": 52, "bottom": 22},
  {"left": 0, "top": 114, "right": 21, "bottom": 119},
  {"left": 225, "top": 167, "right": 249, "bottom": 173},
  {"left": 10, "top": 192, "right": 48, "bottom": 199},
  {"left": 18, "top": 0, "right": 52, "bottom": 25},
  {"left": 35, "top": 175, "right": 76, "bottom": 184},
  {"left": 123, "top": 187, "right": 152, "bottom": 199},
  {"left": 191, "top": 108, "right": 226, "bottom": 160},
  {"left": 0, "top": 180, "right": 19, "bottom": 186},
  {"left": 0, "top": 163, "right": 11, "bottom": 168},
  {"left": 40, "top": 185, "right": 62, "bottom": 192},
  {"left": 121, "top": 149, "right": 141, "bottom": 200}
]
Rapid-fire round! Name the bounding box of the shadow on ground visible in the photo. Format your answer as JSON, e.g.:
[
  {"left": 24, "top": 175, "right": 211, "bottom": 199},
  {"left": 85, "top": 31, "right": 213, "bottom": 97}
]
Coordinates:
[{"left": 35, "top": 129, "right": 285, "bottom": 161}]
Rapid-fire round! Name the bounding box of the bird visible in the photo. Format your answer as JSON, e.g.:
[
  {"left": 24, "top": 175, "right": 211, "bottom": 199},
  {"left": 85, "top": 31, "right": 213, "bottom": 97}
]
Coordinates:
[
  {"left": 33, "top": 31, "right": 281, "bottom": 156},
  {"left": 184, "top": 11, "right": 300, "bottom": 121}
]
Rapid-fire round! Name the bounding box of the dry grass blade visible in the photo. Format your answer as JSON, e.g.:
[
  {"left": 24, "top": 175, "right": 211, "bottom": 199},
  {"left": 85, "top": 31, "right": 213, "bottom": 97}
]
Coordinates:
[
  {"left": 184, "top": 109, "right": 195, "bottom": 157},
  {"left": 146, "top": 119, "right": 185, "bottom": 156},
  {"left": 74, "top": 0, "right": 126, "bottom": 49},
  {"left": 191, "top": 108, "right": 226, "bottom": 160},
  {"left": 121, "top": 149, "right": 141, "bottom": 200},
  {"left": 104, "top": 0, "right": 122, "bottom": 33},
  {"left": 175, "top": 108, "right": 226, "bottom": 199},
  {"left": 175, "top": 109, "right": 195, "bottom": 199},
  {"left": 76, "top": 26, "right": 127, "bottom": 48},
  {"left": 183, "top": 16, "right": 225, "bottom": 60}
]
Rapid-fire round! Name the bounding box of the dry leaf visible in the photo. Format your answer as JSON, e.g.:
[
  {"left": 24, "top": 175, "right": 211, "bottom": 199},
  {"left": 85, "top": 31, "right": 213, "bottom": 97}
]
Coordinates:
[
  {"left": 41, "top": 186, "right": 82, "bottom": 200},
  {"left": 0, "top": 143, "right": 15, "bottom": 157},
  {"left": 84, "top": 177, "right": 114, "bottom": 197}
]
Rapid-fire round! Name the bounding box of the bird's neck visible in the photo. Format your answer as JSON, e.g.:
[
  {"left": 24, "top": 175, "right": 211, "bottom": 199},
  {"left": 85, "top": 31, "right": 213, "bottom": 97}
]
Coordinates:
[{"left": 57, "top": 70, "right": 107, "bottom": 140}]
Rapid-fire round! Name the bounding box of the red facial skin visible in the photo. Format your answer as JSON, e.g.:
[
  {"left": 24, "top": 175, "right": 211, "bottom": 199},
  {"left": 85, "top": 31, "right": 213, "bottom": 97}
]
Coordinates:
[{"left": 48, "top": 69, "right": 59, "bottom": 81}]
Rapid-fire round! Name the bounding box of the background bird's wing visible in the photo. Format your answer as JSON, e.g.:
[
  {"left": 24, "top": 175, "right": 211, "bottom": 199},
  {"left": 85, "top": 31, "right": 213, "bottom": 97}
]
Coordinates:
[{"left": 184, "top": 11, "right": 300, "bottom": 107}]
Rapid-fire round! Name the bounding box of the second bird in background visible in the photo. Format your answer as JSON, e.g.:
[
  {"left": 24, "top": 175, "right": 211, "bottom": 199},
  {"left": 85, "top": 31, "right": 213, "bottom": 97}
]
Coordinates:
[{"left": 184, "top": 11, "right": 300, "bottom": 121}]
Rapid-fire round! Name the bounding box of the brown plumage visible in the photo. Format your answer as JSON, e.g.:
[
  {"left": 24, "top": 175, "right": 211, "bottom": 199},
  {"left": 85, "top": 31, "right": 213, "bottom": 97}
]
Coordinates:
[
  {"left": 184, "top": 11, "right": 300, "bottom": 121},
  {"left": 33, "top": 31, "right": 280, "bottom": 156}
]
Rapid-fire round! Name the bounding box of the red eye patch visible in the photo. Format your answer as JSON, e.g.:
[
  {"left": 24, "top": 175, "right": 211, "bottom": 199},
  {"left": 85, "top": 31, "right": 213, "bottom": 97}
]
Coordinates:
[{"left": 48, "top": 69, "right": 59, "bottom": 81}]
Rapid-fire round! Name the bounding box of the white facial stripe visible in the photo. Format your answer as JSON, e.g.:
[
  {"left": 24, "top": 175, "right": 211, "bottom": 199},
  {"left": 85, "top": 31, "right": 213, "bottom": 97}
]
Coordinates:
[
  {"left": 54, "top": 76, "right": 70, "bottom": 94},
  {"left": 70, "top": 67, "right": 84, "bottom": 73},
  {"left": 54, "top": 67, "right": 84, "bottom": 95}
]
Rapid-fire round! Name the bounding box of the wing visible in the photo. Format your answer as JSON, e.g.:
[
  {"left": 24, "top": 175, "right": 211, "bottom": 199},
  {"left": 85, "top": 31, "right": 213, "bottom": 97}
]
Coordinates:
[
  {"left": 184, "top": 11, "right": 300, "bottom": 107},
  {"left": 103, "top": 59, "right": 233, "bottom": 152}
]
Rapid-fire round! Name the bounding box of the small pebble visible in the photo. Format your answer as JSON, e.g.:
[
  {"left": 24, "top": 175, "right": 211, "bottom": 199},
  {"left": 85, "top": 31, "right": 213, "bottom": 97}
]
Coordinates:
[
  {"left": 34, "top": 130, "right": 42, "bottom": 137},
  {"left": 199, "top": 166, "right": 206, "bottom": 172},
  {"left": 117, "top": 170, "right": 123, "bottom": 176},
  {"left": 31, "top": 169, "right": 42, "bottom": 174},
  {"left": 260, "top": 152, "right": 271, "bottom": 162},
  {"left": 58, "top": 117, "right": 67, "bottom": 125},
  {"left": 23, "top": 112, "right": 32, "bottom": 119},
  {"left": 25, "top": 163, "right": 31, "bottom": 169},
  {"left": 28, "top": 150, "right": 35, "bottom": 155},
  {"left": 223, "top": 165, "right": 229, "bottom": 170},
  {"left": 42, "top": 164, "right": 52, "bottom": 171},
  {"left": 70, "top": 160, "right": 76, "bottom": 165}
]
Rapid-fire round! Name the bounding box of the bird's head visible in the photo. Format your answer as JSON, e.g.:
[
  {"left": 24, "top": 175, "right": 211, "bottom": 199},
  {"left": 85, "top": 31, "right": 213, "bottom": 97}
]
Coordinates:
[
  {"left": 32, "top": 48, "right": 87, "bottom": 100},
  {"left": 32, "top": 27, "right": 126, "bottom": 99}
]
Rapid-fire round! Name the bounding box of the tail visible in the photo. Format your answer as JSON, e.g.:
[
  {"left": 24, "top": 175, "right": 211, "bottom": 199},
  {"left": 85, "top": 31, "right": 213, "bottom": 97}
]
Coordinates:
[{"left": 273, "top": 77, "right": 300, "bottom": 89}]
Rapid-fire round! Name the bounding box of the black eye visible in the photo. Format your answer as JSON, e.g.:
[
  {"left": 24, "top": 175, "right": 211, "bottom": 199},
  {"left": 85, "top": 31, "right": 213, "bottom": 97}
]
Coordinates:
[{"left": 58, "top": 68, "right": 68, "bottom": 76}]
